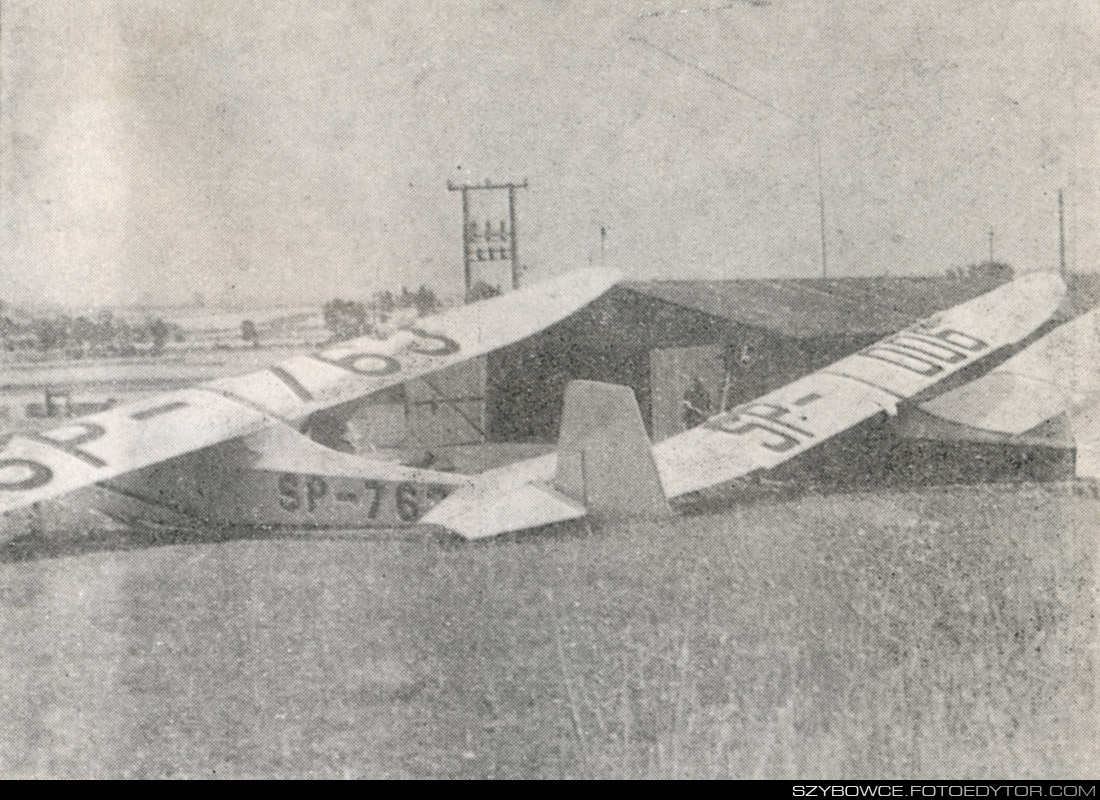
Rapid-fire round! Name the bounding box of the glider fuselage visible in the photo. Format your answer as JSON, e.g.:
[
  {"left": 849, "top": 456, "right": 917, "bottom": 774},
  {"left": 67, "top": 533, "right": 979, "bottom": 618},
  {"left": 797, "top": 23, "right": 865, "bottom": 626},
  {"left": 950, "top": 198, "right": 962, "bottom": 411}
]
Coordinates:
[{"left": 88, "top": 448, "right": 465, "bottom": 532}]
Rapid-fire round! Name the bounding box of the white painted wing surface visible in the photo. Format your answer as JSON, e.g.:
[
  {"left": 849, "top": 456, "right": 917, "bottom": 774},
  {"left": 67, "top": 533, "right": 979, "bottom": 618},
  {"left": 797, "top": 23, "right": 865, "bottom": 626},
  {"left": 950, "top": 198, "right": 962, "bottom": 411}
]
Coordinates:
[
  {"left": 203, "top": 268, "right": 623, "bottom": 422},
  {"left": 0, "top": 269, "right": 621, "bottom": 520},
  {"left": 0, "top": 389, "right": 274, "bottom": 516},
  {"left": 653, "top": 272, "right": 1067, "bottom": 498},
  {"left": 919, "top": 307, "right": 1100, "bottom": 435}
]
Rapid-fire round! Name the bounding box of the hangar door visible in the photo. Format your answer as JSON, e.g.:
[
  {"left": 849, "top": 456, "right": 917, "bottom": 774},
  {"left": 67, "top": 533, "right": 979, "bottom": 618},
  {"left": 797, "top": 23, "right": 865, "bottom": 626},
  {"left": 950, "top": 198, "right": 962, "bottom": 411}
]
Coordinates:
[{"left": 649, "top": 345, "right": 724, "bottom": 442}]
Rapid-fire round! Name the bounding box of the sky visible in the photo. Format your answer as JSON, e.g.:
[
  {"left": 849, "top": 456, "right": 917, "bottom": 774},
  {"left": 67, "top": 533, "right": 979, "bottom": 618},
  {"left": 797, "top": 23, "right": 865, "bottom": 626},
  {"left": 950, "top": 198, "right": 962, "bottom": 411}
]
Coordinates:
[{"left": 1, "top": 0, "right": 1097, "bottom": 308}]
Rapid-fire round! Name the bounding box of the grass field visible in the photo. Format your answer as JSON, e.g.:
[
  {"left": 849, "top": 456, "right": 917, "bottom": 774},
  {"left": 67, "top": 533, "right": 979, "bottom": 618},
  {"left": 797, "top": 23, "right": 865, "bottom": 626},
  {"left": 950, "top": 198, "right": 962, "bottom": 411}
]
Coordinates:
[{"left": 0, "top": 483, "right": 1096, "bottom": 778}]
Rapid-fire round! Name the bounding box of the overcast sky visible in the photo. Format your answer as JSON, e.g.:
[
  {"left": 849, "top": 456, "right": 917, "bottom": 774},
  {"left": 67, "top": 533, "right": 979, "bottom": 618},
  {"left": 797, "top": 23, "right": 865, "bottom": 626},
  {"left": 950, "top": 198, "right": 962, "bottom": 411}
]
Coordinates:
[{"left": 2, "top": 0, "right": 1097, "bottom": 308}]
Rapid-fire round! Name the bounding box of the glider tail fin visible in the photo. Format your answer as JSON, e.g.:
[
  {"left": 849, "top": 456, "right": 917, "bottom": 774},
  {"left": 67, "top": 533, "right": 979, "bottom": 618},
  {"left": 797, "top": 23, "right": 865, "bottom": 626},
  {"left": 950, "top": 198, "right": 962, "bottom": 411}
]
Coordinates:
[{"left": 553, "top": 380, "right": 671, "bottom": 521}]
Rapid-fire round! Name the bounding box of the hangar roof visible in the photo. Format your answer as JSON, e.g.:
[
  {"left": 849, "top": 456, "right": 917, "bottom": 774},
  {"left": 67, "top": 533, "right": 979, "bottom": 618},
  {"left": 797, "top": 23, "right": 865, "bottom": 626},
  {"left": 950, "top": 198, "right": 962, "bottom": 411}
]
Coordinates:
[{"left": 622, "top": 277, "right": 1014, "bottom": 340}]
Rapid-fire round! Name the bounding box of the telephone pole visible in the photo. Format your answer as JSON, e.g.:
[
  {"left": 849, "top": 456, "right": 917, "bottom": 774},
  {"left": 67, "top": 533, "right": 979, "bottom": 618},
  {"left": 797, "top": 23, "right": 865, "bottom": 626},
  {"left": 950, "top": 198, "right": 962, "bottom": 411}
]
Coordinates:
[
  {"left": 447, "top": 179, "right": 528, "bottom": 297},
  {"left": 817, "top": 137, "right": 828, "bottom": 278},
  {"left": 1058, "top": 189, "right": 1067, "bottom": 277}
]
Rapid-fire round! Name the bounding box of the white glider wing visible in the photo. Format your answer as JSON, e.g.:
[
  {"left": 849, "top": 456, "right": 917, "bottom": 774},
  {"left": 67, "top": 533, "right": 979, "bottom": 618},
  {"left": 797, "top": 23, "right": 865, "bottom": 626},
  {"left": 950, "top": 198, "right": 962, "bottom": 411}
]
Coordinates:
[
  {"left": 653, "top": 272, "right": 1066, "bottom": 498},
  {"left": 0, "top": 268, "right": 622, "bottom": 518},
  {"left": 919, "top": 307, "right": 1100, "bottom": 435},
  {"left": 204, "top": 267, "right": 622, "bottom": 423},
  {"left": 0, "top": 389, "right": 275, "bottom": 513},
  {"left": 917, "top": 307, "right": 1100, "bottom": 477}
]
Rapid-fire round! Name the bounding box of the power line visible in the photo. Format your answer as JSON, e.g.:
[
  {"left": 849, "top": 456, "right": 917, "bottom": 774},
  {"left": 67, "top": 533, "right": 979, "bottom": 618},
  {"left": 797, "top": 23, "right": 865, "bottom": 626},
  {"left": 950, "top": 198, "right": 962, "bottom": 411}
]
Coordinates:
[
  {"left": 636, "top": 1, "right": 771, "bottom": 20},
  {"left": 627, "top": 34, "right": 795, "bottom": 121},
  {"left": 628, "top": 33, "right": 829, "bottom": 278}
]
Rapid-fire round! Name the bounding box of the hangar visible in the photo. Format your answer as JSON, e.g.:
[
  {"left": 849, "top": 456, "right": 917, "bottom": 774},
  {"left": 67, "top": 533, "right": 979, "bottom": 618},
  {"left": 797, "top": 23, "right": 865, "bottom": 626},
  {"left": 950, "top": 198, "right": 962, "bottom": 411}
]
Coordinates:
[
  {"left": 358, "top": 270, "right": 1099, "bottom": 455},
  {"left": 486, "top": 274, "right": 1011, "bottom": 443}
]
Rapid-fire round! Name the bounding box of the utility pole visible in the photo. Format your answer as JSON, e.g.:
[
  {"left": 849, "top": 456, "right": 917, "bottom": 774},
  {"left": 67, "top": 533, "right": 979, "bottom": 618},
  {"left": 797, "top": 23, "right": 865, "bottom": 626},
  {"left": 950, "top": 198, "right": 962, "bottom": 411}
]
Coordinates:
[
  {"left": 817, "top": 137, "right": 828, "bottom": 279},
  {"left": 988, "top": 228, "right": 995, "bottom": 263},
  {"left": 447, "top": 179, "right": 528, "bottom": 297},
  {"left": 1058, "top": 189, "right": 1067, "bottom": 277}
]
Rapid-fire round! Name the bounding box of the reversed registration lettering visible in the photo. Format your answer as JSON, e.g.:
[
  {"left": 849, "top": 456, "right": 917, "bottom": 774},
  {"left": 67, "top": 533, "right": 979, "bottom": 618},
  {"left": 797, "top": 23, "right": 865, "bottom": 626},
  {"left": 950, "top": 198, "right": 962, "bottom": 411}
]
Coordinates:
[{"left": 705, "top": 400, "right": 817, "bottom": 453}]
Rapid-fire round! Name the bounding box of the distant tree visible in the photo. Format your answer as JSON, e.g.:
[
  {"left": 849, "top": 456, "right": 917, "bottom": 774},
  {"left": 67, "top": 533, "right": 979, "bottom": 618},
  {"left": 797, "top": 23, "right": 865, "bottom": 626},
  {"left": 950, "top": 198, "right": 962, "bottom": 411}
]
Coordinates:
[
  {"left": 93, "top": 310, "right": 114, "bottom": 349},
  {"left": 72, "top": 316, "right": 94, "bottom": 347},
  {"left": 394, "top": 285, "right": 417, "bottom": 310},
  {"left": 150, "top": 318, "right": 171, "bottom": 355},
  {"left": 112, "top": 319, "right": 135, "bottom": 355},
  {"left": 466, "top": 280, "right": 502, "bottom": 303},
  {"left": 413, "top": 285, "right": 440, "bottom": 316},
  {"left": 322, "top": 299, "right": 371, "bottom": 341},
  {"left": 36, "top": 318, "right": 65, "bottom": 351},
  {"left": 375, "top": 290, "right": 395, "bottom": 317},
  {"left": 967, "top": 261, "right": 1014, "bottom": 282},
  {"left": 241, "top": 319, "right": 260, "bottom": 348}
]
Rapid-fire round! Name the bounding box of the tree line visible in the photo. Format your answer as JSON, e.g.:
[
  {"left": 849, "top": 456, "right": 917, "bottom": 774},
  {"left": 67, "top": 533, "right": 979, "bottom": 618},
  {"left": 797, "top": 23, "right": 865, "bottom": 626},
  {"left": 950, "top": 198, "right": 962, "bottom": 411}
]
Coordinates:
[
  {"left": 1, "top": 304, "right": 182, "bottom": 356},
  {"left": 3, "top": 278, "right": 492, "bottom": 356}
]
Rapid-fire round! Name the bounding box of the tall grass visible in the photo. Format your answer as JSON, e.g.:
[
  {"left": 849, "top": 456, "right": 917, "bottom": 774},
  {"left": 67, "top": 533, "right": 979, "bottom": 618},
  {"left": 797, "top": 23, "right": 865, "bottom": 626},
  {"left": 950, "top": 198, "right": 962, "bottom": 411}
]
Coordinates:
[
  {"left": 415, "top": 484, "right": 1097, "bottom": 778},
  {"left": 1, "top": 483, "right": 1092, "bottom": 777}
]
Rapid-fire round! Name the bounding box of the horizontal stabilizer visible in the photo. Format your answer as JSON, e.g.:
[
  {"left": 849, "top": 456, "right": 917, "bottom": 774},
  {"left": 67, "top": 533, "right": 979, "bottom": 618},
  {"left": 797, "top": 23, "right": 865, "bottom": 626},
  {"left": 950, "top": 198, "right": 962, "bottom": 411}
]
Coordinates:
[
  {"left": 420, "top": 480, "right": 586, "bottom": 540},
  {"left": 423, "top": 380, "right": 672, "bottom": 539}
]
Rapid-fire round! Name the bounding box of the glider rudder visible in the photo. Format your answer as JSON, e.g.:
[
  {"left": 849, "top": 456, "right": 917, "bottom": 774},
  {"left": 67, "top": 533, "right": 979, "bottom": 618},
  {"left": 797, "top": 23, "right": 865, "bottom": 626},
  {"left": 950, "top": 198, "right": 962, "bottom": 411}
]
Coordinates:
[{"left": 554, "top": 380, "right": 672, "bottom": 521}]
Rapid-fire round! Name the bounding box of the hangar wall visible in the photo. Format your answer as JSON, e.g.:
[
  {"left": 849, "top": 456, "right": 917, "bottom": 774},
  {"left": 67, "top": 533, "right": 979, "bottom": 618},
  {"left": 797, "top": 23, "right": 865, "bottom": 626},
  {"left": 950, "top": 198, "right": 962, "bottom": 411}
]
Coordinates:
[
  {"left": 649, "top": 345, "right": 723, "bottom": 442},
  {"left": 482, "top": 282, "right": 891, "bottom": 443}
]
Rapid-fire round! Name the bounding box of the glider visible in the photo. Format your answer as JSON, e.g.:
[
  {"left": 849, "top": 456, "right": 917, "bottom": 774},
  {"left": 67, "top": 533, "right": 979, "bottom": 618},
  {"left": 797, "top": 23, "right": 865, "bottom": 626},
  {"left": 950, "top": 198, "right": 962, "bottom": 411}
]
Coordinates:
[
  {"left": 422, "top": 272, "right": 1070, "bottom": 537},
  {"left": 0, "top": 270, "right": 1072, "bottom": 542},
  {"left": 0, "top": 268, "right": 621, "bottom": 536}
]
